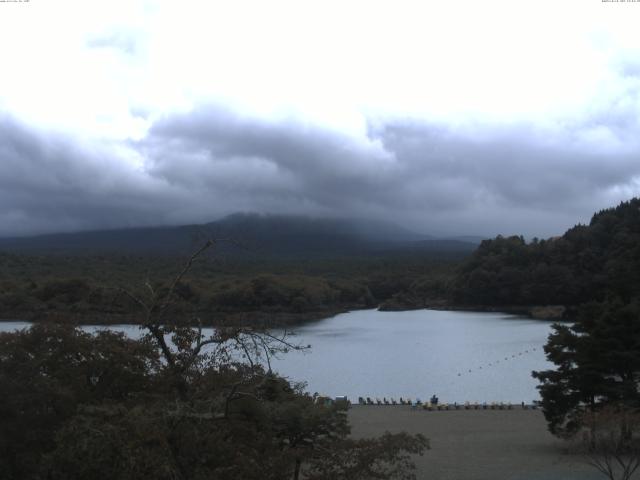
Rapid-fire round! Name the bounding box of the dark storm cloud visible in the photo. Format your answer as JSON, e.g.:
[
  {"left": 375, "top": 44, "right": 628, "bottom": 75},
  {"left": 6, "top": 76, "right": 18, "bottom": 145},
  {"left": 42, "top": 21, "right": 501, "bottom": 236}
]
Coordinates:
[
  {"left": 374, "top": 122, "right": 638, "bottom": 208},
  {"left": 140, "top": 105, "right": 640, "bottom": 235},
  {"left": 2, "top": 106, "right": 640, "bottom": 238},
  {"left": 141, "top": 108, "right": 401, "bottom": 212},
  {"left": 0, "top": 115, "right": 187, "bottom": 236}
]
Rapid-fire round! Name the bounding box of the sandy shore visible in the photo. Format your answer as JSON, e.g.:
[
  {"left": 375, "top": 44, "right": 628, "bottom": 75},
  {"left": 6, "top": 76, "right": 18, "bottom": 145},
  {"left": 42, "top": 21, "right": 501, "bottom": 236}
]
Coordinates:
[{"left": 348, "top": 406, "right": 601, "bottom": 480}]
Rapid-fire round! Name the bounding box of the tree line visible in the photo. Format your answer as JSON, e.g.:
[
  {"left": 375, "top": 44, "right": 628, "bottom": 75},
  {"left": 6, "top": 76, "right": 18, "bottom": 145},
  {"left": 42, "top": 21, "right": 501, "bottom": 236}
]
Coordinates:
[
  {"left": 0, "top": 252, "right": 456, "bottom": 325},
  {"left": 451, "top": 198, "right": 640, "bottom": 308}
]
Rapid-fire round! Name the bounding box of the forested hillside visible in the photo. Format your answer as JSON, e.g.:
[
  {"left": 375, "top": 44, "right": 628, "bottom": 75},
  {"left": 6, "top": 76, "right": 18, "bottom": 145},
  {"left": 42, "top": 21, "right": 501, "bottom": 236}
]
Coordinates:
[
  {"left": 0, "top": 214, "right": 475, "bottom": 324},
  {"left": 4, "top": 200, "right": 640, "bottom": 324},
  {"left": 451, "top": 198, "right": 640, "bottom": 308},
  {"left": 0, "top": 252, "right": 457, "bottom": 325}
]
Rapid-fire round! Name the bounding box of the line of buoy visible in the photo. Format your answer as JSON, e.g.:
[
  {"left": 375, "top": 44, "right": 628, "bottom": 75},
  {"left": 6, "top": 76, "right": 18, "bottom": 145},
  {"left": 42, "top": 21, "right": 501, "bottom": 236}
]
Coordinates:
[{"left": 454, "top": 346, "right": 540, "bottom": 378}]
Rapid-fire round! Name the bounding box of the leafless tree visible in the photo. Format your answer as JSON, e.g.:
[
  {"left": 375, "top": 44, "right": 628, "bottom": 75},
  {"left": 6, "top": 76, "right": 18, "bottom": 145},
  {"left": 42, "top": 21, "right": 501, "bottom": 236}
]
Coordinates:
[{"left": 578, "top": 404, "right": 640, "bottom": 480}]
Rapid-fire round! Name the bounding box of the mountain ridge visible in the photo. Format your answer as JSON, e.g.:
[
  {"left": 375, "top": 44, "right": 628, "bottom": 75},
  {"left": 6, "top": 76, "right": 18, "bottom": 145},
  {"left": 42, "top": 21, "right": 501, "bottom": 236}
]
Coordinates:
[{"left": 0, "top": 213, "right": 481, "bottom": 256}]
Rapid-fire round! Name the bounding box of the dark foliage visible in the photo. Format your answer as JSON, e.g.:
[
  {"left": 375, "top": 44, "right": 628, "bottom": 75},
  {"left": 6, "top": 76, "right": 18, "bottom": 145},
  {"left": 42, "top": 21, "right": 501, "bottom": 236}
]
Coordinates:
[
  {"left": 533, "top": 300, "right": 640, "bottom": 437},
  {"left": 0, "top": 324, "right": 159, "bottom": 479},
  {"left": 0, "top": 322, "right": 427, "bottom": 480},
  {"left": 0, "top": 242, "right": 428, "bottom": 479},
  {"left": 452, "top": 198, "right": 640, "bottom": 308},
  {"left": 0, "top": 251, "right": 458, "bottom": 326}
]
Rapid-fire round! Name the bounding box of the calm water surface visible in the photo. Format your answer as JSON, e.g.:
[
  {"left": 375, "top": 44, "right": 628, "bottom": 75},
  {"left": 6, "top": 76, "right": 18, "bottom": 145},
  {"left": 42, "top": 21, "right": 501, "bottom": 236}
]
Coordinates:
[
  {"left": 270, "top": 309, "right": 555, "bottom": 403},
  {"left": 1, "top": 309, "right": 556, "bottom": 403}
]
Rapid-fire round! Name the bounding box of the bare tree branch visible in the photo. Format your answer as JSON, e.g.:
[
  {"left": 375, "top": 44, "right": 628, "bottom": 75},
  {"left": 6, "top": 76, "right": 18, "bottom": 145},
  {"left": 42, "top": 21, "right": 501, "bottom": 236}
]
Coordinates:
[{"left": 115, "top": 238, "right": 308, "bottom": 401}]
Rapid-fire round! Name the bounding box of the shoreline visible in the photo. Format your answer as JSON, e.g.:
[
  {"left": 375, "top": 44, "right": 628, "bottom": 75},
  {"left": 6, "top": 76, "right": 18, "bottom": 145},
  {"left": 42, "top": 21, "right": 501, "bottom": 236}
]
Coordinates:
[
  {"left": 0, "top": 303, "right": 569, "bottom": 326},
  {"left": 379, "top": 303, "right": 570, "bottom": 320},
  {"left": 0, "top": 306, "right": 357, "bottom": 327}
]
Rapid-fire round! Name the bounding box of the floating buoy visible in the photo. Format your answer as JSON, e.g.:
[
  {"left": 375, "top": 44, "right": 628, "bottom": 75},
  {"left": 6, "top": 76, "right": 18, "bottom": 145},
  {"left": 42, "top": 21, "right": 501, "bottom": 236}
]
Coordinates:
[{"left": 452, "top": 346, "right": 544, "bottom": 382}]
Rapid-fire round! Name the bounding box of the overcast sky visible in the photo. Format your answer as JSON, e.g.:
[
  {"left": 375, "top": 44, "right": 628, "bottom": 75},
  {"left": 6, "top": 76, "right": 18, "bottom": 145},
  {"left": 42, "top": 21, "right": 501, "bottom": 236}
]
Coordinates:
[{"left": 1, "top": 0, "right": 639, "bottom": 238}]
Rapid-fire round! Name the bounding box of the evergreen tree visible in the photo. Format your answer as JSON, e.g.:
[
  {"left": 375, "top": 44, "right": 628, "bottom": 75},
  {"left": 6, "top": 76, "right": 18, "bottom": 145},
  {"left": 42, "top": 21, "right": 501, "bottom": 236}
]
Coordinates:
[{"left": 533, "top": 301, "right": 640, "bottom": 437}]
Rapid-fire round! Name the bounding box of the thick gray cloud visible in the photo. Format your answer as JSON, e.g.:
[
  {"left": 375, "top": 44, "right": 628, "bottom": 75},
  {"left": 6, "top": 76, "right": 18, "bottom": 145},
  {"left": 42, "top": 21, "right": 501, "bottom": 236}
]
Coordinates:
[
  {"left": 139, "top": 105, "right": 640, "bottom": 236},
  {"left": 0, "top": 115, "right": 182, "bottom": 236},
  {"left": 4, "top": 1, "right": 640, "bottom": 241},
  {"left": 2, "top": 106, "right": 640, "bottom": 238}
]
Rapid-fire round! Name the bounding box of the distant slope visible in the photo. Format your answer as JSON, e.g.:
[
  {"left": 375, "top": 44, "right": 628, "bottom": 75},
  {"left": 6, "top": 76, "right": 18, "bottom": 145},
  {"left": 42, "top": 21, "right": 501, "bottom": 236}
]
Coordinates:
[
  {"left": 0, "top": 224, "right": 203, "bottom": 255},
  {"left": 0, "top": 213, "right": 478, "bottom": 257},
  {"left": 204, "top": 213, "right": 429, "bottom": 254},
  {"left": 451, "top": 198, "right": 640, "bottom": 307}
]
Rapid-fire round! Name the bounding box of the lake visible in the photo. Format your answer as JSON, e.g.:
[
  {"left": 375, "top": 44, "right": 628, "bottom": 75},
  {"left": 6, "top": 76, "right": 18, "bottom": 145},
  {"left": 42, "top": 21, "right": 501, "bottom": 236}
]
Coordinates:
[{"left": 0, "top": 309, "right": 556, "bottom": 403}]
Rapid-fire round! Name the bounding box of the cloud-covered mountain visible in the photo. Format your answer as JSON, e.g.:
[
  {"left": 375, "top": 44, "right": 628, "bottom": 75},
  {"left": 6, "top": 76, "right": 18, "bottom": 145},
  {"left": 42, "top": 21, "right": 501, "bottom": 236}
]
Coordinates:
[
  {"left": 2, "top": 3, "right": 640, "bottom": 240},
  {"left": 2, "top": 107, "right": 640, "bottom": 240},
  {"left": 0, "top": 213, "right": 479, "bottom": 256}
]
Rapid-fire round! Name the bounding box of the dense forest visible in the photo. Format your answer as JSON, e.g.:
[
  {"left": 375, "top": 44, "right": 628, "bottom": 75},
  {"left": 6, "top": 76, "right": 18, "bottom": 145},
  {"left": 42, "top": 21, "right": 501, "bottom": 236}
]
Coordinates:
[
  {"left": 3, "top": 199, "right": 640, "bottom": 325},
  {"left": 526, "top": 201, "right": 640, "bottom": 454},
  {"left": 0, "top": 252, "right": 458, "bottom": 325},
  {"left": 451, "top": 198, "right": 640, "bottom": 313},
  {"left": 0, "top": 214, "right": 474, "bottom": 325}
]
